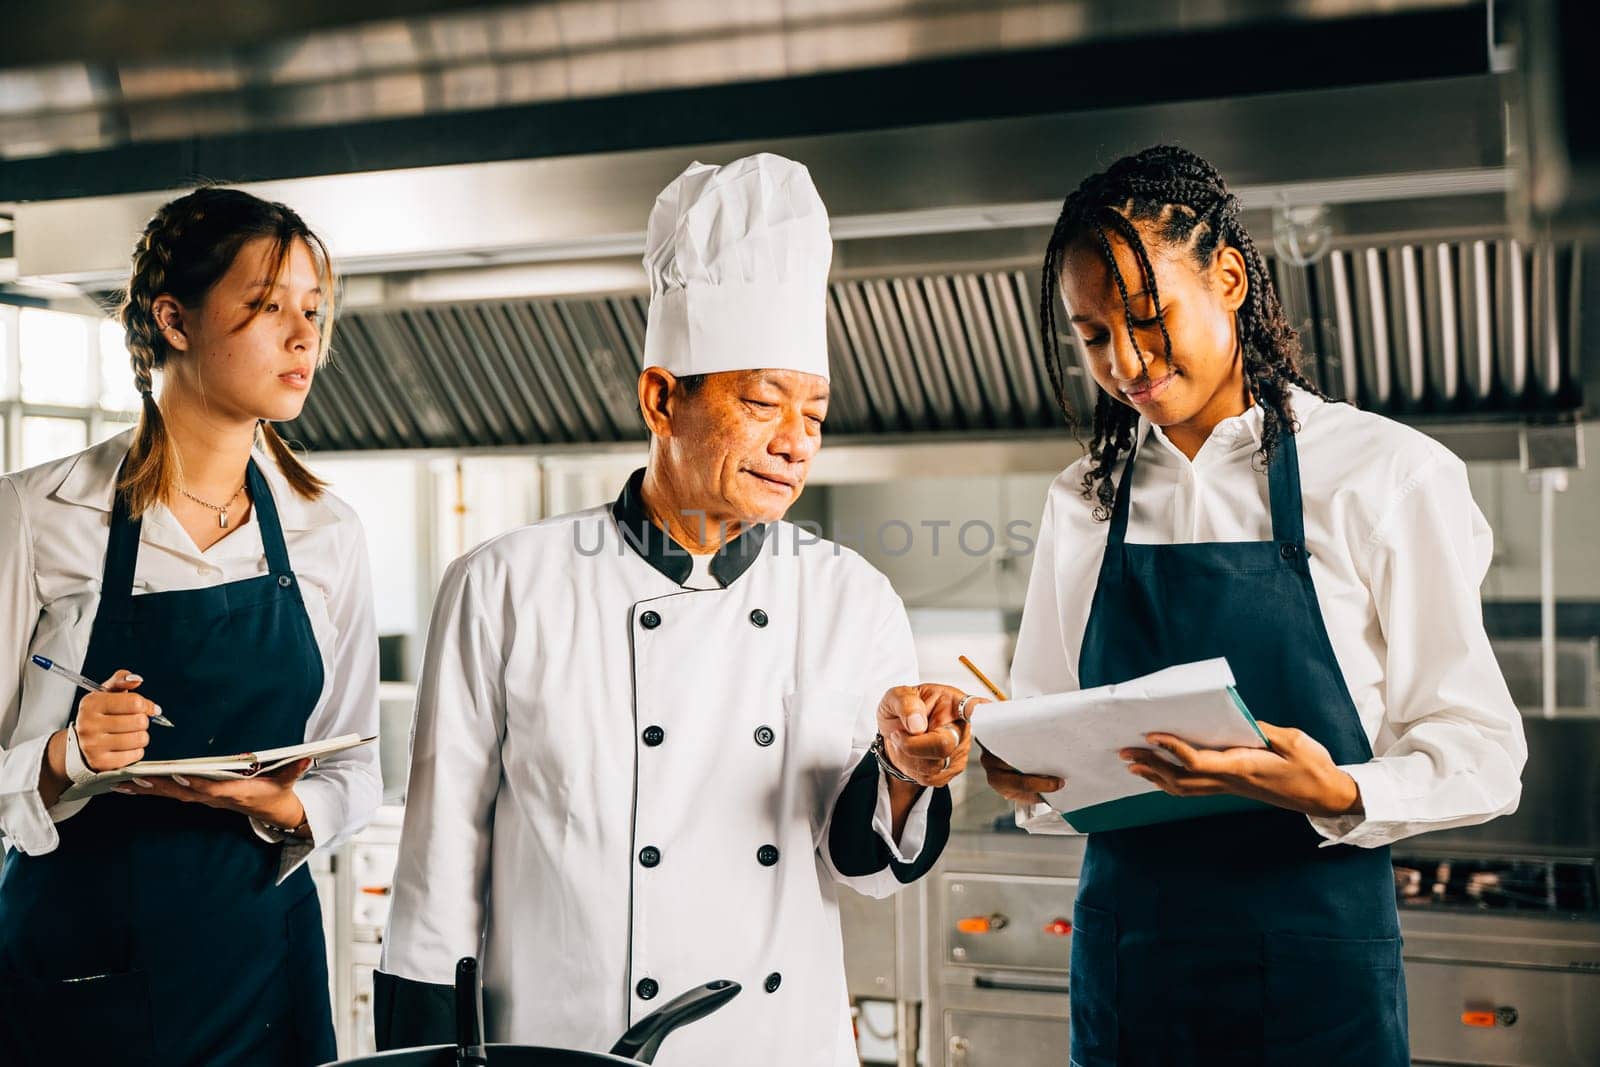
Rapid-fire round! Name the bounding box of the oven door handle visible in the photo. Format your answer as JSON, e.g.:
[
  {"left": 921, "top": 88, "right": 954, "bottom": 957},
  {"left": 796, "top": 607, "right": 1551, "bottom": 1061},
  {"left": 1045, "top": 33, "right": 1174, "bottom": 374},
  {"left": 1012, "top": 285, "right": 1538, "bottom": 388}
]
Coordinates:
[{"left": 972, "top": 974, "right": 1071, "bottom": 995}]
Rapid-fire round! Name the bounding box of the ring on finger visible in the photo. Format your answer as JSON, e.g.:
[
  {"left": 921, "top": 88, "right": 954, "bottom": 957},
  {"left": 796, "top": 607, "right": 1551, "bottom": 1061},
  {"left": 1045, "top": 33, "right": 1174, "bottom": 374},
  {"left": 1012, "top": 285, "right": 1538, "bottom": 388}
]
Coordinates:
[{"left": 956, "top": 694, "right": 977, "bottom": 719}]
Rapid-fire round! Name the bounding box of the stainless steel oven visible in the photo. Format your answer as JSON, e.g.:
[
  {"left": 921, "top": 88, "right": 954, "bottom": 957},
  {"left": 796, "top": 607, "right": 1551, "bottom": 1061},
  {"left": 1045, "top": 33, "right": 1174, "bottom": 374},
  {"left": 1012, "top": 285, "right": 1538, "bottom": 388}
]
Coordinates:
[{"left": 922, "top": 790, "right": 1081, "bottom": 1067}]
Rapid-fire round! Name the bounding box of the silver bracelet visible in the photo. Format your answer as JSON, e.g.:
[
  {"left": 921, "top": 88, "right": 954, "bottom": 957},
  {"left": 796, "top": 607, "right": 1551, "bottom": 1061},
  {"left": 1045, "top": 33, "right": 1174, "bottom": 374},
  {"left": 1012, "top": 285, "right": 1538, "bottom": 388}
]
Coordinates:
[
  {"left": 261, "top": 814, "right": 309, "bottom": 839},
  {"left": 870, "top": 733, "right": 919, "bottom": 784}
]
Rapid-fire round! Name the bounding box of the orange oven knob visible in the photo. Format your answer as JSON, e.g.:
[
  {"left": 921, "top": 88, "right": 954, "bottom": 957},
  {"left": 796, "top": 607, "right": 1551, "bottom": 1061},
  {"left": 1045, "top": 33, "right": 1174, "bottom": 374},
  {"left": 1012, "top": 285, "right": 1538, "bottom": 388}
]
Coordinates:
[
  {"left": 1044, "top": 918, "right": 1073, "bottom": 937},
  {"left": 1461, "top": 1007, "right": 1518, "bottom": 1029},
  {"left": 956, "top": 914, "right": 1009, "bottom": 935}
]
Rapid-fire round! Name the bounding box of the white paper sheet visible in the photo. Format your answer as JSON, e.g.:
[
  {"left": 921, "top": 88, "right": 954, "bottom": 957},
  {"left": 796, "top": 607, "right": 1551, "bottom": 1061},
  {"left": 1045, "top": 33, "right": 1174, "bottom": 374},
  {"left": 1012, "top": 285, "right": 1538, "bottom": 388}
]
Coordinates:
[{"left": 972, "top": 658, "right": 1266, "bottom": 814}]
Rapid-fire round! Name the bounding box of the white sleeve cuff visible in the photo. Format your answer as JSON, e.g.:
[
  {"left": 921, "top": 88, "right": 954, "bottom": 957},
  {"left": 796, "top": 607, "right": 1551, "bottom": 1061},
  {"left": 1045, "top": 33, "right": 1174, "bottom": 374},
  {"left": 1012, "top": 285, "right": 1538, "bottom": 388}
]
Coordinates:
[
  {"left": 266, "top": 780, "right": 331, "bottom": 884},
  {"left": 1015, "top": 801, "right": 1077, "bottom": 835},
  {"left": 0, "top": 733, "right": 69, "bottom": 855},
  {"left": 869, "top": 767, "right": 934, "bottom": 863},
  {"left": 1307, "top": 762, "right": 1405, "bottom": 849}
]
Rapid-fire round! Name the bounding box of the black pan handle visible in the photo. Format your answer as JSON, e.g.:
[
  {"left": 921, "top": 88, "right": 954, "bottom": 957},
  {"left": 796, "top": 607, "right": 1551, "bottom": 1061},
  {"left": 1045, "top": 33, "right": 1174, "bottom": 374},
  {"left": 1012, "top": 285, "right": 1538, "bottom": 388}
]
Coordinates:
[
  {"left": 608, "top": 980, "right": 741, "bottom": 1064},
  {"left": 454, "top": 957, "right": 488, "bottom": 1066}
]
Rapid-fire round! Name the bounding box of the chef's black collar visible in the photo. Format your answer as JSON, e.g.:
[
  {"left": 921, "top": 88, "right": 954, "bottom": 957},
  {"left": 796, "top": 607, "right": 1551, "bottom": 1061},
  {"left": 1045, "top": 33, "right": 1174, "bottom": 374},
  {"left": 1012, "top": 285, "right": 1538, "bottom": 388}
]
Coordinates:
[{"left": 611, "top": 468, "right": 770, "bottom": 588}]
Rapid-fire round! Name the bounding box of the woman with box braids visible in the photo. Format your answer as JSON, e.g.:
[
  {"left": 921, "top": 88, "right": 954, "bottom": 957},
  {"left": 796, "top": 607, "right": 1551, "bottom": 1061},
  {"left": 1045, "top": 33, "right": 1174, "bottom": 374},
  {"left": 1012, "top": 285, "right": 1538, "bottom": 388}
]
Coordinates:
[
  {"left": 985, "top": 145, "right": 1526, "bottom": 1067},
  {"left": 1037, "top": 144, "right": 1326, "bottom": 517}
]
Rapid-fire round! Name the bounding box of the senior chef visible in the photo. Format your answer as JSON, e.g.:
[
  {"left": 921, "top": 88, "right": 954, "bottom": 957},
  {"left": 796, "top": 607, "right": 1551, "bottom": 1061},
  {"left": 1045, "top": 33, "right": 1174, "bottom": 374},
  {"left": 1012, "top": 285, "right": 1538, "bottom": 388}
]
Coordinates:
[{"left": 374, "top": 153, "right": 977, "bottom": 1065}]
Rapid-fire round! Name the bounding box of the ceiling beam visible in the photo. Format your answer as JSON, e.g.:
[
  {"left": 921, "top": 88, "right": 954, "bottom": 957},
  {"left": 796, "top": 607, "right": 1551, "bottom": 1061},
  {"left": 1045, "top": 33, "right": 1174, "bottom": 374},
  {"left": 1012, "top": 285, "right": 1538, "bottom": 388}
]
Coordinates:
[
  {"left": 1, "top": 6, "right": 1491, "bottom": 203},
  {"left": 0, "top": 0, "right": 505, "bottom": 68}
]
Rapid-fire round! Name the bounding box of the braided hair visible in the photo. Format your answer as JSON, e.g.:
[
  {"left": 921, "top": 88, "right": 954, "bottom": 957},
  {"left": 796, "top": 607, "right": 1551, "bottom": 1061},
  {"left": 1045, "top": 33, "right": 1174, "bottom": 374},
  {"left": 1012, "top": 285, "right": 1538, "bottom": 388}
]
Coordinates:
[
  {"left": 1038, "top": 145, "right": 1325, "bottom": 519},
  {"left": 117, "top": 186, "right": 334, "bottom": 517}
]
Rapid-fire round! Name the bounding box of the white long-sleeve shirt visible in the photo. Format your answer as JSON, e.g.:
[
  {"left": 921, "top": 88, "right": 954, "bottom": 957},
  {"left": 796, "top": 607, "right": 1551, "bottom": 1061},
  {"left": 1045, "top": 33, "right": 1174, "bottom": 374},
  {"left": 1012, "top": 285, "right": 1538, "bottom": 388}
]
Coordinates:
[
  {"left": 1011, "top": 388, "right": 1526, "bottom": 848},
  {"left": 0, "top": 431, "right": 382, "bottom": 880}
]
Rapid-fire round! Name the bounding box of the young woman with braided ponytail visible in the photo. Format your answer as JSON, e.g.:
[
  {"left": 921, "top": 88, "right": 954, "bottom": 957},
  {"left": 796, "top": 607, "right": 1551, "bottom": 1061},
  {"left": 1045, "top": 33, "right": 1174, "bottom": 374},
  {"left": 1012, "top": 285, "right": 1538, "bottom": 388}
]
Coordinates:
[
  {"left": 0, "top": 187, "right": 380, "bottom": 1065},
  {"left": 983, "top": 146, "right": 1524, "bottom": 1065}
]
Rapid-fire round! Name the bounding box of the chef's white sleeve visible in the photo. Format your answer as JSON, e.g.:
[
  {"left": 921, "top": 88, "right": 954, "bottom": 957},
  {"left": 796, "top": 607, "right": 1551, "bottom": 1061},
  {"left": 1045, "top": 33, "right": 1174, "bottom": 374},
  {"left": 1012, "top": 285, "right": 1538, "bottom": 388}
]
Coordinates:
[
  {"left": 0, "top": 476, "right": 63, "bottom": 857},
  {"left": 1007, "top": 489, "right": 1080, "bottom": 836},
  {"left": 258, "top": 510, "right": 385, "bottom": 882},
  {"left": 1308, "top": 452, "right": 1527, "bottom": 847},
  {"left": 381, "top": 552, "right": 507, "bottom": 982},
  {"left": 819, "top": 581, "right": 951, "bottom": 898}
]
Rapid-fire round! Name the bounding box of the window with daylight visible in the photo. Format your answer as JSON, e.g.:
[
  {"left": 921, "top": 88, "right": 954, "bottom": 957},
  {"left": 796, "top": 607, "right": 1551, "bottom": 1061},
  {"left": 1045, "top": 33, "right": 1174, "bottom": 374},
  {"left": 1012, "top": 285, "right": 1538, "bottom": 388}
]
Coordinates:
[
  {"left": 20, "top": 415, "right": 89, "bottom": 468},
  {"left": 19, "top": 307, "right": 92, "bottom": 406},
  {"left": 1, "top": 304, "right": 139, "bottom": 474},
  {"left": 100, "top": 319, "right": 142, "bottom": 413}
]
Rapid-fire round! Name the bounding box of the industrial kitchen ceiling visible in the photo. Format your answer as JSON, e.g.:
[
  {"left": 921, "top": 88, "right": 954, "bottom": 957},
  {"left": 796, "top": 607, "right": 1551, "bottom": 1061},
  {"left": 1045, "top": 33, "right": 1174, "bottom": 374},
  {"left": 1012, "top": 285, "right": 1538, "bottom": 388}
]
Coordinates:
[{"left": 7, "top": 0, "right": 1585, "bottom": 457}]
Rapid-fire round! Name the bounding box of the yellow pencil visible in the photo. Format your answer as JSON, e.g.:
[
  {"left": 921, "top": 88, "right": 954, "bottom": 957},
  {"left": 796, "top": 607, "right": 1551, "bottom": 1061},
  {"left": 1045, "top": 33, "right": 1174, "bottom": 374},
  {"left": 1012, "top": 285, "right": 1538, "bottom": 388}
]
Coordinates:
[{"left": 959, "top": 655, "right": 1008, "bottom": 702}]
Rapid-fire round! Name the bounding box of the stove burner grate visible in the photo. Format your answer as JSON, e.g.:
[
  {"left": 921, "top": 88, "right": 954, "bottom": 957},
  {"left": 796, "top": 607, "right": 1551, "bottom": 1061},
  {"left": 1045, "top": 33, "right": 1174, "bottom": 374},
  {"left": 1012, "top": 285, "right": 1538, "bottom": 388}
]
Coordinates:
[{"left": 1392, "top": 856, "right": 1599, "bottom": 915}]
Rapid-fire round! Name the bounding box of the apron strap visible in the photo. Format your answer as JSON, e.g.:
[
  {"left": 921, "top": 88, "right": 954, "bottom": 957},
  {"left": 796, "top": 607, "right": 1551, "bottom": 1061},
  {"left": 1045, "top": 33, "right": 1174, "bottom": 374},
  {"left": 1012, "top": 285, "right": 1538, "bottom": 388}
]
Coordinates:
[
  {"left": 1266, "top": 429, "right": 1306, "bottom": 548},
  {"left": 1107, "top": 420, "right": 1306, "bottom": 549},
  {"left": 101, "top": 456, "right": 295, "bottom": 605},
  {"left": 246, "top": 458, "right": 294, "bottom": 577},
  {"left": 1105, "top": 433, "right": 1141, "bottom": 549},
  {"left": 100, "top": 461, "right": 142, "bottom": 607}
]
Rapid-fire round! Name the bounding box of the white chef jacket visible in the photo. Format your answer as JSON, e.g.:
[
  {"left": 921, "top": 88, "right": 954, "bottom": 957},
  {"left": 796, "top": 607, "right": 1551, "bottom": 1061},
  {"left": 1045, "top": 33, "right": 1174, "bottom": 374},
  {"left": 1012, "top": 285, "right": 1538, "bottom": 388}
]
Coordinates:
[
  {"left": 1012, "top": 388, "right": 1526, "bottom": 847},
  {"left": 0, "top": 431, "right": 382, "bottom": 880},
  {"left": 382, "top": 470, "right": 941, "bottom": 1066}
]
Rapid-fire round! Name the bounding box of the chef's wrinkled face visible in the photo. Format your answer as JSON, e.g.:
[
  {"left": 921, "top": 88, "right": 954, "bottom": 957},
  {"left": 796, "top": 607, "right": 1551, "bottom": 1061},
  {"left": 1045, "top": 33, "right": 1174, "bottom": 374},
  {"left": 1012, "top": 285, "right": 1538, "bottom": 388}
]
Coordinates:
[
  {"left": 650, "top": 368, "right": 828, "bottom": 524},
  {"left": 1060, "top": 218, "right": 1249, "bottom": 431},
  {"left": 157, "top": 236, "right": 328, "bottom": 425}
]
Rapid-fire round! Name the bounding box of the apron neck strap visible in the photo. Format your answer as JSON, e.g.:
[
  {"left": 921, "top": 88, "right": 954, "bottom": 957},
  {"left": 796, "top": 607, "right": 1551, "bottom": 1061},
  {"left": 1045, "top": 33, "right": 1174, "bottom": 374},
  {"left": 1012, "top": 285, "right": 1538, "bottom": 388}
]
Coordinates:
[
  {"left": 101, "top": 456, "right": 294, "bottom": 602},
  {"left": 1105, "top": 433, "right": 1140, "bottom": 549},
  {"left": 102, "top": 459, "right": 142, "bottom": 606},
  {"left": 246, "top": 458, "right": 294, "bottom": 575},
  {"left": 1266, "top": 428, "right": 1305, "bottom": 547},
  {"left": 1104, "top": 420, "right": 1306, "bottom": 548}
]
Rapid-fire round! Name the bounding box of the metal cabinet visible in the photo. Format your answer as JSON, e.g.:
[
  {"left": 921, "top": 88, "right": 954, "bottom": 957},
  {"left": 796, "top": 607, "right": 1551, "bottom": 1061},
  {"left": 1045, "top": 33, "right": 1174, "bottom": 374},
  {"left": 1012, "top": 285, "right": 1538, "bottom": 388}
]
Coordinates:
[
  {"left": 319, "top": 805, "right": 405, "bottom": 1057},
  {"left": 943, "top": 1010, "right": 1069, "bottom": 1066},
  {"left": 1407, "top": 960, "right": 1600, "bottom": 1066},
  {"left": 924, "top": 803, "right": 1084, "bottom": 1067},
  {"left": 941, "top": 873, "right": 1076, "bottom": 974}
]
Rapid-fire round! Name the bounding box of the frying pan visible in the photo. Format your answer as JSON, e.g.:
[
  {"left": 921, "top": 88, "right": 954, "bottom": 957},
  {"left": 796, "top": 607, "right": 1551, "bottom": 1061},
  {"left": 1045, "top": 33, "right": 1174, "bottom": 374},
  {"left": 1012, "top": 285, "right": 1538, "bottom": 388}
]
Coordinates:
[{"left": 325, "top": 958, "right": 740, "bottom": 1066}]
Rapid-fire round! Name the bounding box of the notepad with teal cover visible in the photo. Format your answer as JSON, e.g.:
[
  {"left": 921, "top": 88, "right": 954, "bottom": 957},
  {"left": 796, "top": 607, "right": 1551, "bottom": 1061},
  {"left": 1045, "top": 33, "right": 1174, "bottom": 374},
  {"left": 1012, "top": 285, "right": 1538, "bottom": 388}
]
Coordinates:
[
  {"left": 972, "top": 659, "right": 1271, "bottom": 833},
  {"left": 1060, "top": 685, "right": 1270, "bottom": 832}
]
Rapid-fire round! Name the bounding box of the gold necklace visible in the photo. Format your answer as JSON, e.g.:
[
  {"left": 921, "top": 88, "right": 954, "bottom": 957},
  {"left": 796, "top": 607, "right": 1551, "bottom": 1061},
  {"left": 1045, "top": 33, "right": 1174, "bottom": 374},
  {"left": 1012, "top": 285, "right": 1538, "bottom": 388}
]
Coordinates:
[{"left": 179, "top": 481, "right": 247, "bottom": 528}]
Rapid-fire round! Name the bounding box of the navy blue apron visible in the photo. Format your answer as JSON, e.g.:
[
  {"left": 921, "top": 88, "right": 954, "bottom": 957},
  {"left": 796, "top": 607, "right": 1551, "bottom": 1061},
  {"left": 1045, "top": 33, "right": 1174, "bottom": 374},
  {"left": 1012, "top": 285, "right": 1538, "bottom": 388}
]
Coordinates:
[
  {"left": 1068, "top": 429, "right": 1408, "bottom": 1067},
  {"left": 0, "top": 458, "right": 336, "bottom": 1066}
]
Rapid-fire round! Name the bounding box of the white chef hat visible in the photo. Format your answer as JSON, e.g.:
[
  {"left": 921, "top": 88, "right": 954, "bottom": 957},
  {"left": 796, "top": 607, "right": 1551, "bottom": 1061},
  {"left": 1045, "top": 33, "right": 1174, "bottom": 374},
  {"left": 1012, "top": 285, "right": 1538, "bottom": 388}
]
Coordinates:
[{"left": 641, "top": 153, "right": 832, "bottom": 382}]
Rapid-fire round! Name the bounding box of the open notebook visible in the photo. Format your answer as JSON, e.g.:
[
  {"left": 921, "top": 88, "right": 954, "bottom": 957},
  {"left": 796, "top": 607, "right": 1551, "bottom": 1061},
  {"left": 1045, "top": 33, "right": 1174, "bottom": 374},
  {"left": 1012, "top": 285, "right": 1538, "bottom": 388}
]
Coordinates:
[
  {"left": 973, "top": 659, "right": 1271, "bottom": 833},
  {"left": 62, "top": 734, "right": 376, "bottom": 802}
]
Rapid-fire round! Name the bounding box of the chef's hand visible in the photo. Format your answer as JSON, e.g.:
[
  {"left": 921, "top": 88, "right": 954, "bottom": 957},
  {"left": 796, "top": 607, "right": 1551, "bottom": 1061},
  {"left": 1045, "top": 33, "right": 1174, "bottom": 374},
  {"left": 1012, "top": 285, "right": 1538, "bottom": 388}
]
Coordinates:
[
  {"left": 876, "top": 684, "right": 980, "bottom": 789},
  {"left": 1121, "top": 722, "right": 1363, "bottom": 819},
  {"left": 114, "top": 758, "right": 315, "bottom": 838},
  {"left": 980, "top": 748, "right": 1065, "bottom": 808}
]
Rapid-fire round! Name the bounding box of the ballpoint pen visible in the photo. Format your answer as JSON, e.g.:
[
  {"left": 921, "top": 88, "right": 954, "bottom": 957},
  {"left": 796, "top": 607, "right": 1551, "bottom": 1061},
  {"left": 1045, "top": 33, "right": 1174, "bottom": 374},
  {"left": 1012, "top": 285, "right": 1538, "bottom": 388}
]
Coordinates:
[{"left": 29, "top": 655, "right": 175, "bottom": 727}]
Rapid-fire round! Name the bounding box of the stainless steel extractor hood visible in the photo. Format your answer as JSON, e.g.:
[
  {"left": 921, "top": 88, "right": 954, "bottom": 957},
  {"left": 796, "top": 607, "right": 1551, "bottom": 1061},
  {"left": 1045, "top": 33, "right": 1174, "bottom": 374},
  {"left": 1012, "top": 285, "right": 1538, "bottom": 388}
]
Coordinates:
[{"left": 281, "top": 234, "right": 1587, "bottom": 454}]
